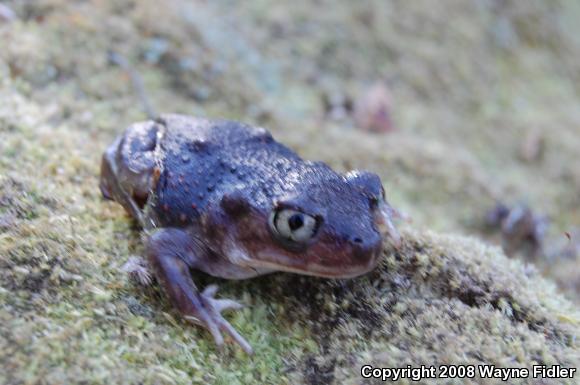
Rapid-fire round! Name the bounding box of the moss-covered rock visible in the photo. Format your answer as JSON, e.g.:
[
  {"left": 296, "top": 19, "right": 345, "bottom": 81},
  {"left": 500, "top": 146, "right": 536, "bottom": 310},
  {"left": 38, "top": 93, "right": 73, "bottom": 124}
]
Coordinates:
[{"left": 1, "top": 0, "right": 579, "bottom": 384}]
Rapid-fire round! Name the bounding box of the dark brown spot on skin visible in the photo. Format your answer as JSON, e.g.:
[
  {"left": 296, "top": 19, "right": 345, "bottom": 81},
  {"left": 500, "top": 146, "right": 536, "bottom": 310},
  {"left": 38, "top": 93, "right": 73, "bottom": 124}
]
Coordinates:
[
  {"left": 220, "top": 192, "right": 250, "bottom": 216},
  {"left": 152, "top": 167, "right": 161, "bottom": 185},
  {"left": 191, "top": 203, "right": 197, "bottom": 209},
  {"left": 162, "top": 204, "right": 169, "bottom": 212},
  {"left": 180, "top": 213, "right": 187, "bottom": 222}
]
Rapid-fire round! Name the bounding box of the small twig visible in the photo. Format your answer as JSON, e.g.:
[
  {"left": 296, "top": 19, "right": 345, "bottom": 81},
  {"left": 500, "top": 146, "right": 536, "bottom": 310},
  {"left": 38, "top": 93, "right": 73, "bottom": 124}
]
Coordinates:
[{"left": 107, "top": 51, "right": 157, "bottom": 119}]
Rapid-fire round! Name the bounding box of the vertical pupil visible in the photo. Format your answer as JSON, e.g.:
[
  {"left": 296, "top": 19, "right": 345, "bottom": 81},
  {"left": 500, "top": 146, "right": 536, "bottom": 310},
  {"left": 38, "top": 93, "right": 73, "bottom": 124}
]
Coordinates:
[{"left": 288, "top": 213, "right": 304, "bottom": 230}]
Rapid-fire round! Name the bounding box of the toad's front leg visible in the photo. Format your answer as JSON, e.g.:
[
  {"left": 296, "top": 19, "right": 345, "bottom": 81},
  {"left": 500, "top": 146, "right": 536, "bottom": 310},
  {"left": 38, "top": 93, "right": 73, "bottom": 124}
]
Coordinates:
[{"left": 147, "top": 228, "right": 253, "bottom": 354}]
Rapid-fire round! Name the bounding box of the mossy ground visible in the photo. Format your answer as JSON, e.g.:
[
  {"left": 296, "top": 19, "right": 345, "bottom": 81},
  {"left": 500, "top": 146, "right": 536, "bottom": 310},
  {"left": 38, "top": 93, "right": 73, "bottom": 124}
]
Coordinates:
[{"left": 1, "top": 1, "right": 579, "bottom": 384}]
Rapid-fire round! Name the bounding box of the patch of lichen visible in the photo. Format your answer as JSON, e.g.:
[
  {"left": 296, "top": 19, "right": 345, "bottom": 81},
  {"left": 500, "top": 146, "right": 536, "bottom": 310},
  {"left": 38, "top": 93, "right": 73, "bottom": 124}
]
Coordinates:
[{"left": 1, "top": 0, "right": 579, "bottom": 384}]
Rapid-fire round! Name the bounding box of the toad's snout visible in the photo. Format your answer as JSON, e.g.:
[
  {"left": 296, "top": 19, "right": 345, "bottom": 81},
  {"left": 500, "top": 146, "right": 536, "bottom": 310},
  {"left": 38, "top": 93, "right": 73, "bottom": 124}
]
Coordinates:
[
  {"left": 350, "top": 230, "right": 382, "bottom": 258},
  {"left": 349, "top": 230, "right": 383, "bottom": 272}
]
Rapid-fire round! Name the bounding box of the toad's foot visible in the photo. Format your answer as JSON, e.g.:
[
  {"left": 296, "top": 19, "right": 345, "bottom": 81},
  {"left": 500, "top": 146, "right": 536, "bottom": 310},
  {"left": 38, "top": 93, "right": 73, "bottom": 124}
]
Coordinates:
[
  {"left": 122, "top": 255, "right": 153, "bottom": 286},
  {"left": 185, "top": 285, "right": 252, "bottom": 355}
]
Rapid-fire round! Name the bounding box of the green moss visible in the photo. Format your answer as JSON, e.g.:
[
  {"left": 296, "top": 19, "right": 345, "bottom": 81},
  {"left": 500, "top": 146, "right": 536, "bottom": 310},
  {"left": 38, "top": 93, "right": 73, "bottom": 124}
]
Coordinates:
[{"left": 1, "top": 0, "right": 579, "bottom": 384}]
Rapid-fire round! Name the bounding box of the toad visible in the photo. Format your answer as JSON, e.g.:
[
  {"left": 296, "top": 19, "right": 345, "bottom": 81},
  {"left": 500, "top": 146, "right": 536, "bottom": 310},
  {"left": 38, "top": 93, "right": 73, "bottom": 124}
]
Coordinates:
[{"left": 100, "top": 114, "right": 400, "bottom": 354}]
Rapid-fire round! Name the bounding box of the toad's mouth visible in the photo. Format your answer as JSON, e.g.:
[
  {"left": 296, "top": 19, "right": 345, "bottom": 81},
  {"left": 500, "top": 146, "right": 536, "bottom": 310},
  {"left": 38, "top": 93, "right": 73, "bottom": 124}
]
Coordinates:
[
  {"left": 225, "top": 245, "right": 381, "bottom": 279},
  {"left": 251, "top": 256, "right": 380, "bottom": 278}
]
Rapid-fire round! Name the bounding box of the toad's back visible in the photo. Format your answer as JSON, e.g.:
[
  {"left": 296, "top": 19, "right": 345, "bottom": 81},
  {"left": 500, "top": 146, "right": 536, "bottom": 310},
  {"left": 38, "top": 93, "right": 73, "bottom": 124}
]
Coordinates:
[{"left": 149, "top": 114, "right": 337, "bottom": 227}]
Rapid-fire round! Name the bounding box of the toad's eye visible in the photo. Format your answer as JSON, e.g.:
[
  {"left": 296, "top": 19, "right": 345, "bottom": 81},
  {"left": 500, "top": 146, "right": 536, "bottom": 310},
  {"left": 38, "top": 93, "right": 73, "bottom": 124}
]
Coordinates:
[{"left": 269, "top": 208, "right": 319, "bottom": 244}]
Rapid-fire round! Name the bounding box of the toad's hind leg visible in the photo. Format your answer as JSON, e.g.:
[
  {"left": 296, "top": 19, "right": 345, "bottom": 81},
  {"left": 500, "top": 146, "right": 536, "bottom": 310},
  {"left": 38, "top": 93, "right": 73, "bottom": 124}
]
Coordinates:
[{"left": 100, "top": 120, "right": 161, "bottom": 226}]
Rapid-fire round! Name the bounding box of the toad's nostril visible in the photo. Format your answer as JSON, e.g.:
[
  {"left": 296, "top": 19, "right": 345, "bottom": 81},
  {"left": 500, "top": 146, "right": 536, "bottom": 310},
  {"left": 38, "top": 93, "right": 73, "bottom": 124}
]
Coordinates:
[{"left": 353, "top": 237, "right": 363, "bottom": 244}]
